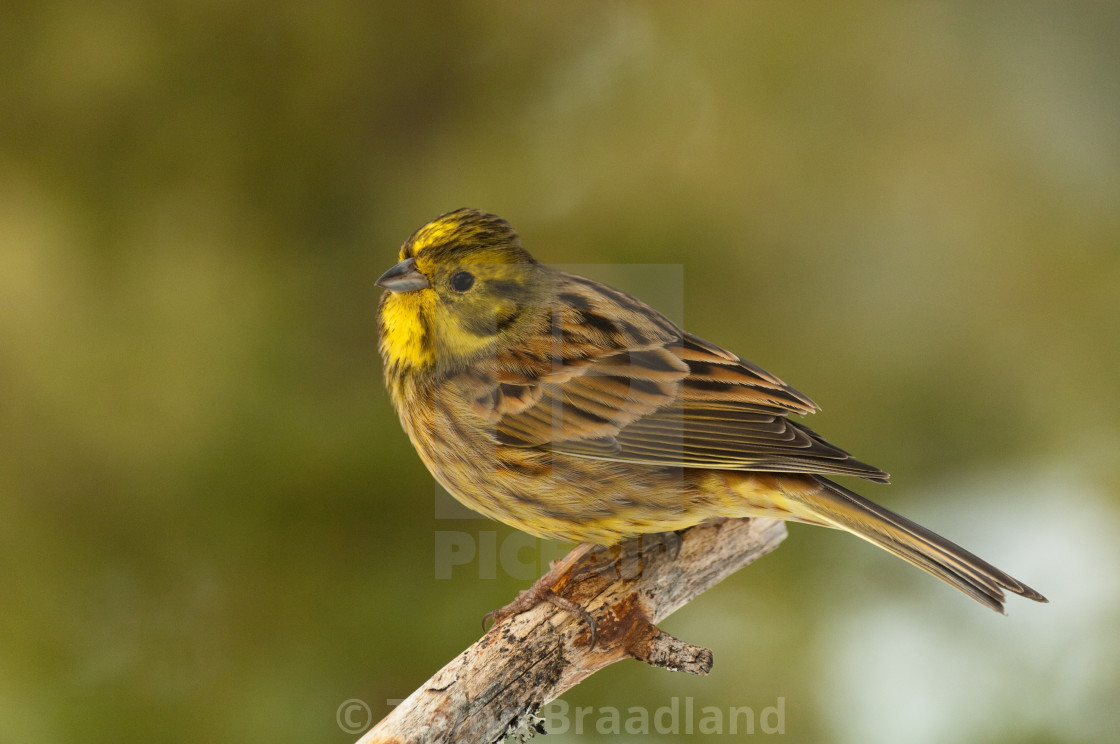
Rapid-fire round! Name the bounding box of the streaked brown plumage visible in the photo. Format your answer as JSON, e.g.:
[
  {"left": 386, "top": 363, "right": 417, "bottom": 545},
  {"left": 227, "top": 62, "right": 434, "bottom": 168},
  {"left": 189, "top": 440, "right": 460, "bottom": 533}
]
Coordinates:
[{"left": 377, "top": 208, "right": 1047, "bottom": 613}]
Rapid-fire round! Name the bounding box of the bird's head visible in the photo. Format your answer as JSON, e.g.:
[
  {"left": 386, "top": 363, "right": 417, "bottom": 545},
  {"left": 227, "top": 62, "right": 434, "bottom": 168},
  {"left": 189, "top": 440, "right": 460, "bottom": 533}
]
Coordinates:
[{"left": 377, "top": 209, "right": 547, "bottom": 374}]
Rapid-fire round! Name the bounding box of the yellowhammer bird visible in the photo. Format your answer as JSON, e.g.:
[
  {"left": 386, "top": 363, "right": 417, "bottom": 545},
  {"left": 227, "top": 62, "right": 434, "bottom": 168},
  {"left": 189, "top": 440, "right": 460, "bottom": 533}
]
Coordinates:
[{"left": 377, "top": 208, "right": 1046, "bottom": 626}]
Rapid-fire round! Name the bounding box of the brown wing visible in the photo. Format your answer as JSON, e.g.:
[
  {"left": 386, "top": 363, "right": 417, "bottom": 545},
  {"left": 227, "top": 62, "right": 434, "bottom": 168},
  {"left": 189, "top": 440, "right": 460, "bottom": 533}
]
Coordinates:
[{"left": 463, "top": 272, "right": 889, "bottom": 483}]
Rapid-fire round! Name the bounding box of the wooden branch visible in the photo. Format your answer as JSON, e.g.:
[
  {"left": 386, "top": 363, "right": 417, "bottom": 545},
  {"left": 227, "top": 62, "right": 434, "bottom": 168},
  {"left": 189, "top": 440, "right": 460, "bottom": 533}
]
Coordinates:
[{"left": 360, "top": 517, "right": 787, "bottom": 744}]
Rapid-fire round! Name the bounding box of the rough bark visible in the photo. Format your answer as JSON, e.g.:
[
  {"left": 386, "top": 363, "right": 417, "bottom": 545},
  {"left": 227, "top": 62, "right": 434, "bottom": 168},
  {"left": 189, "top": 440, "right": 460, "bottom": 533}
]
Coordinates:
[{"left": 359, "top": 516, "right": 787, "bottom": 744}]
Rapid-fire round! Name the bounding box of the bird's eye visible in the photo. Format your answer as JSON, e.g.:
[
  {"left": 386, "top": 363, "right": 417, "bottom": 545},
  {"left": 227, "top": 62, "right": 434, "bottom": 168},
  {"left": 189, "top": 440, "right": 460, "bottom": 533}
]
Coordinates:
[{"left": 450, "top": 271, "right": 475, "bottom": 292}]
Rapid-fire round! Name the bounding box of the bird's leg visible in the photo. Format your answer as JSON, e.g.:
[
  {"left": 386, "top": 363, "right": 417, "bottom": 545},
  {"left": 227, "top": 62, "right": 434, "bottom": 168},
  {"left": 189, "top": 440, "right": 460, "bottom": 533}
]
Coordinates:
[{"left": 483, "top": 541, "right": 600, "bottom": 647}]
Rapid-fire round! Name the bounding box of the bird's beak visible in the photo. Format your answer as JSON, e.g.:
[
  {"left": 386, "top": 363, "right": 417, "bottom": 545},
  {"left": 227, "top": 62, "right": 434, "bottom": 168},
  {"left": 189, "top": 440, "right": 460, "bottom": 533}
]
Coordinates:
[{"left": 376, "top": 258, "right": 430, "bottom": 293}]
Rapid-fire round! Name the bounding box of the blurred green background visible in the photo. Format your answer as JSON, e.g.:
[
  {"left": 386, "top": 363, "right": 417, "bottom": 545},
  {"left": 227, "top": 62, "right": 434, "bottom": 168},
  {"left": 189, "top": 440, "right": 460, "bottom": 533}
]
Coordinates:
[{"left": 3, "top": 2, "right": 1118, "bottom": 742}]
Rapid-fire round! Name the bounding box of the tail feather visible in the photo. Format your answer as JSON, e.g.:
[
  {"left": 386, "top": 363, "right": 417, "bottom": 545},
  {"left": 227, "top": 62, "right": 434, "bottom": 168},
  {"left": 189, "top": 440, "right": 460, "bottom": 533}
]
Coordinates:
[{"left": 786, "top": 477, "right": 1047, "bottom": 613}]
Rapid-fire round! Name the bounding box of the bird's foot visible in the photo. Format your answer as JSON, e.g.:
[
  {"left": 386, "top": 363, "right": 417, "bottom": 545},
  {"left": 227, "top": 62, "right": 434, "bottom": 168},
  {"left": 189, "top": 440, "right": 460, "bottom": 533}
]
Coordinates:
[{"left": 483, "top": 542, "right": 599, "bottom": 647}]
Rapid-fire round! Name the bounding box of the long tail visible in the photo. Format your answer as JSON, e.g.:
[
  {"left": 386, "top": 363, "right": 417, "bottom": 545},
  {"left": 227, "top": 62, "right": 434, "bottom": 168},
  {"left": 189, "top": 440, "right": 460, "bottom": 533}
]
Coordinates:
[{"left": 780, "top": 476, "right": 1048, "bottom": 612}]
